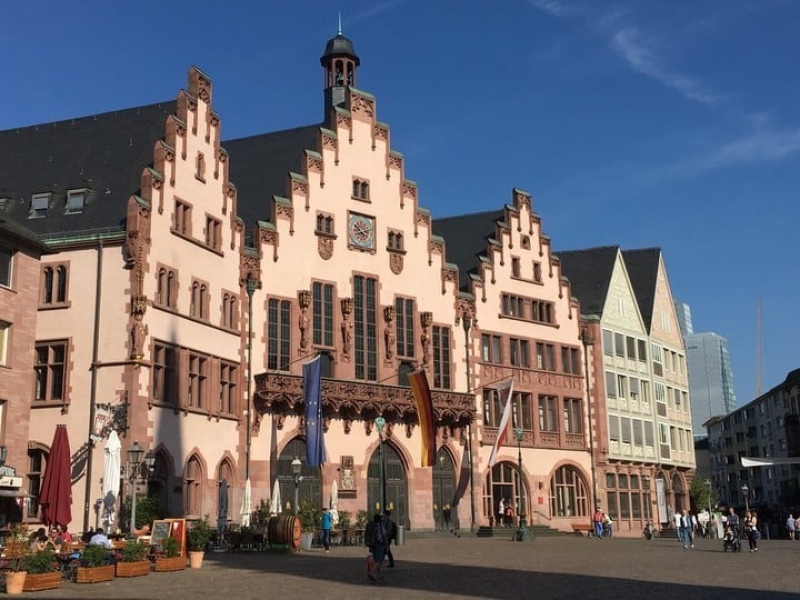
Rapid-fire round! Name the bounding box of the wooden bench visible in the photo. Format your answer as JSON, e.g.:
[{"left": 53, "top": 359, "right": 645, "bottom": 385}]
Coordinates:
[{"left": 571, "top": 522, "right": 593, "bottom": 537}]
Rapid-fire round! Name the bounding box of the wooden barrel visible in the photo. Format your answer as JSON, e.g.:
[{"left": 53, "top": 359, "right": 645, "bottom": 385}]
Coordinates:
[{"left": 268, "top": 515, "right": 302, "bottom": 550}]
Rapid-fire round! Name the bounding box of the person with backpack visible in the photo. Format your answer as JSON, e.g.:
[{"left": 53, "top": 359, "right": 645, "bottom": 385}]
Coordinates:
[
  {"left": 365, "top": 513, "right": 388, "bottom": 581},
  {"left": 383, "top": 510, "right": 398, "bottom": 568}
]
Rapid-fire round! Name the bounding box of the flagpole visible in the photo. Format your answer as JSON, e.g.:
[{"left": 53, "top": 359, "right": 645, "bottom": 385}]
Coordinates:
[{"left": 463, "top": 315, "right": 476, "bottom": 533}]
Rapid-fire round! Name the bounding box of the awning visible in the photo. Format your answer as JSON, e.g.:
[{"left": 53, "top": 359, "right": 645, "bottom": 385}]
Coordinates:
[{"left": 0, "top": 490, "right": 32, "bottom": 498}]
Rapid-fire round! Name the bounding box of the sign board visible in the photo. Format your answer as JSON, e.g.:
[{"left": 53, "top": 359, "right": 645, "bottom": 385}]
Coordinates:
[
  {"left": 150, "top": 518, "right": 187, "bottom": 558},
  {"left": 0, "top": 477, "right": 23, "bottom": 488}
]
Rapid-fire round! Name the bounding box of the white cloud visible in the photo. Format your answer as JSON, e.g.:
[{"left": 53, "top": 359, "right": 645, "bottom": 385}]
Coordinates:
[{"left": 611, "top": 28, "right": 719, "bottom": 106}]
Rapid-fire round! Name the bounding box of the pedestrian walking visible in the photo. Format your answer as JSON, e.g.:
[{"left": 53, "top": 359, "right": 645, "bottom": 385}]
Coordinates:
[
  {"left": 365, "top": 513, "right": 388, "bottom": 581},
  {"left": 744, "top": 510, "right": 760, "bottom": 552},
  {"left": 320, "top": 507, "right": 332, "bottom": 552},
  {"left": 383, "top": 509, "right": 398, "bottom": 568},
  {"left": 593, "top": 508, "right": 604, "bottom": 539},
  {"left": 680, "top": 509, "right": 694, "bottom": 549},
  {"left": 786, "top": 514, "right": 795, "bottom": 540}
]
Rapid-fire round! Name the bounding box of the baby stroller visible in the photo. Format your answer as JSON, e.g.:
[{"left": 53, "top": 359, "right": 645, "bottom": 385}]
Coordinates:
[{"left": 723, "top": 525, "right": 741, "bottom": 552}]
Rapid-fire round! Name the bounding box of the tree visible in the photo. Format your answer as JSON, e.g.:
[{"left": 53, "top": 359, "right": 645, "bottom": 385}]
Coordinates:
[{"left": 689, "top": 477, "right": 717, "bottom": 513}]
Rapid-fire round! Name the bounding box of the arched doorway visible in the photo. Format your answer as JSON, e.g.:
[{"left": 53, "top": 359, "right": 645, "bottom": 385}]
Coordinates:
[
  {"left": 485, "top": 462, "right": 527, "bottom": 526},
  {"left": 432, "top": 447, "right": 456, "bottom": 530},
  {"left": 549, "top": 466, "right": 589, "bottom": 518},
  {"left": 672, "top": 473, "right": 684, "bottom": 513},
  {"left": 147, "top": 450, "right": 173, "bottom": 517},
  {"left": 278, "top": 438, "right": 321, "bottom": 512},
  {"left": 367, "top": 442, "right": 408, "bottom": 528}
]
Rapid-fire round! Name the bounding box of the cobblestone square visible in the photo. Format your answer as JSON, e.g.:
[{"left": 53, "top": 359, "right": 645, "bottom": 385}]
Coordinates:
[{"left": 27, "top": 535, "right": 800, "bottom": 600}]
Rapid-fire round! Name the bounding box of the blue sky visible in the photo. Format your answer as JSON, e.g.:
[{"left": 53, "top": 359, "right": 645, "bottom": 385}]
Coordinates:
[{"left": 3, "top": 0, "right": 798, "bottom": 408}]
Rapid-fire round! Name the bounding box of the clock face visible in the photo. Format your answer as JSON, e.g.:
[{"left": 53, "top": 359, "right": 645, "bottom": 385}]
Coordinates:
[{"left": 348, "top": 213, "right": 375, "bottom": 249}]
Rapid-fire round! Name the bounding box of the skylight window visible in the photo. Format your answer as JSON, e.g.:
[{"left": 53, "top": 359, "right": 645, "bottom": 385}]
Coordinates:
[
  {"left": 29, "top": 193, "right": 50, "bottom": 219},
  {"left": 65, "top": 189, "right": 85, "bottom": 214}
]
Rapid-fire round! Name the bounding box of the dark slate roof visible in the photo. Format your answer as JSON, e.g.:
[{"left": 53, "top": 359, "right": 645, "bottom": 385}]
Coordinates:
[
  {"left": 0, "top": 99, "right": 324, "bottom": 242},
  {"left": 0, "top": 102, "right": 177, "bottom": 237},
  {"left": 224, "top": 125, "right": 321, "bottom": 235},
  {"left": 432, "top": 210, "right": 504, "bottom": 290},
  {"left": 555, "top": 246, "right": 620, "bottom": 317},
  {"left": 621, "top": 248, "right": 661, "bottom": 332},
  {"left": 321, "top": 34, "right": 360, "bottom": 65},
  {"left": 0, "top": 216, "right": 50, "bottom": 253}
]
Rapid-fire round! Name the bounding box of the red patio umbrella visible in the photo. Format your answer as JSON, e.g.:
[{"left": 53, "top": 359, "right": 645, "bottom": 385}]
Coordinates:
[{"left": 39, "top": 424, "right": 73, "bottom": 527}]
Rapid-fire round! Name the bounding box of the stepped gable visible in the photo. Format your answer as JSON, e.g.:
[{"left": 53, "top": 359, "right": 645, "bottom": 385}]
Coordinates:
[
  {"left": 621, "top": 248, "right": 661, "bottom": 330},
  {"left": 555, "top": 246, "right": 619, "bottom": 316},
  {"left": 432, "top": 210, "right": 505, "bottom": 290},
  {"left": 0, "top": 102, "right": 176, "bottom": 236},
  {"left": 0, "top": 216, "right": 50, "bottom": 252},
  {"left": 224, "top": 124, "right": 321, "bottom": 234}
]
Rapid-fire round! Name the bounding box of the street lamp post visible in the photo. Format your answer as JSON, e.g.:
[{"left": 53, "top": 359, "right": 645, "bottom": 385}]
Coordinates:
[
  {"left": 706, "top": 479, "right": 713, "bottom": 539},
  {"left": 741, "top": 483, "right": 749, "bottom": 512},
  {"left": 581, "top": 327, "right": 599, "bottom": 519},
  {"left": 463, "top": 314, "right": 476, "bottom": 532},
  {"left": 291, "top": 457, "right": 303, "bottom": 514},
  {"left": 245, "top": 276, "right": 258, "bottom": 483},
  {"left": 126, "top": 442, "right": 155, "bottom": 536},
  {"left": 375, "top": 416, "right": 387, "bottom": 513},
  {"left": 513, "top": 426, "right": 529, "bottom": 541}
]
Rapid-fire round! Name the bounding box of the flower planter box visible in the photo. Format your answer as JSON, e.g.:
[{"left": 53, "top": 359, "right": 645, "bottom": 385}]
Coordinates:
[
  {"left": 154, "top": 556, "right": 186, "bottom": 572},
  {"left": 76, "top": 564, "right": 116, "bottom": 583},
  {"left": 116, "top": 560, "right": 151, "bottom": 577},
  {"left": 22, "top": 571, "right": 62, "bottom": 592}
]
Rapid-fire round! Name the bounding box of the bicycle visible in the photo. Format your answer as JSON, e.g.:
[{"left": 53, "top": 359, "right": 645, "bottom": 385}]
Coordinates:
[{"left": 642, "top": 521, "right": 661, "bottom": 539}]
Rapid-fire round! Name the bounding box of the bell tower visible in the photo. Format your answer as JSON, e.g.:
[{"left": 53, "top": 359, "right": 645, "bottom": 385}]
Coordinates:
[{"left": 320, "top": 17, "right": 360, "bottom": 119}]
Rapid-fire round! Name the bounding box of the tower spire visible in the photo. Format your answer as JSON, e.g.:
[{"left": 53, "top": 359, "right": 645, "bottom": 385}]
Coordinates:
[{"left": 338, "top": 12, "right": 342, "bottom": 36}]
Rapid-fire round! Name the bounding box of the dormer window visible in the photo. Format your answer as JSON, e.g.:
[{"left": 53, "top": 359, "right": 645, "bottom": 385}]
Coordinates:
[
  {"left": 316, "top": 212, "right": 334, "bottom": 235},
  {"left": 29, "top": 193, "right": 50, "bottom": 219},
  {"left": 388, "top": 230, "right": 404, "bottom": 251},
  {"left": 65, "top": 189, "right": 85, "bottom": 214},
  {"left": 352, "top": 177, "right": 369, "bottom": 201}
]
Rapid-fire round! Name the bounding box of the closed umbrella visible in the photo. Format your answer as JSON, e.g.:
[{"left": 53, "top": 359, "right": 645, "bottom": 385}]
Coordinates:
[
  {"left": 39, "top": 424, "right": 73, "bottom": 527},
  {"left": 218, "top": 479, "right": 229, "bottom": 532},
  {"left": 330, "top": 479, "right": 339, "bottom": 526},
  {"left": 269, "top": 478, "right": 281, "bottom": 517},
  {"left": 101, "top": 431, "right": 121, "bottom": 530},
  {"left": 240, "top": 478, "right": 252, "bottom": 528}
]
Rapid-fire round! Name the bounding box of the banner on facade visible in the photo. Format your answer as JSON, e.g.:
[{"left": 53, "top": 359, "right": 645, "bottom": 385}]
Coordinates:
[
  {"left": 656, "top": 477, "right": 668, "bottom": 524},
  {"left": 487, "top": 378, "right": 514, "bottom": 468},
  {"left": 303, "top": 354, "right": 326, "bottom": 467},
  {"left": 408, "top": 369, "right": 436, "bottom": 467}
]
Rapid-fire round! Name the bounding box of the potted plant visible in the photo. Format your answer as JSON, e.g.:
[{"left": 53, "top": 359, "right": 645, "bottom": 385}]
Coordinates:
[
  {"left": 4, "top": 524, "right": 30, "bottom": 595},
  {"left": 297, "top": 500, "right": 319, "bottom": 551},
  {"left": 154, "top": 535, "right": 185, "bottom": 572},
  {"left": 356, "top": 509, "right": 370, "bottom": 529},
  {"left": 20, "top": 549, "right": 61, "bottom": 592},
  {"left": 187, "top": 516, "right": 211, "bottom": 568},
  {"left": 115, "top": 539, "right": 150, "bottom": 578},
  {"left": 76, "top": 544, "right": 115, "bottom": 583},
  {"left": 337, "top": 510, "right": 353, "bottom": 546}
]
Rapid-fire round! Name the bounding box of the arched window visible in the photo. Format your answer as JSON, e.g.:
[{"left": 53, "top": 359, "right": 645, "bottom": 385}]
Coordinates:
[
  {"left": 185, "top": 456, "right": 203, "bottom": 517},
  {"left": 148, "top": 451, "right": 173, "bottom": 517},
  {"left": 549, "top": 466, "right": 589, "bottom": 518},
  {"left": 218, "top": 460, "right": 234, "bottom": 528},
  {"left": 56, "top": 266, "right": 67, "bottom": 303},
  {"left": 42, "top": 267, "right": 53, "bottom": 303}
]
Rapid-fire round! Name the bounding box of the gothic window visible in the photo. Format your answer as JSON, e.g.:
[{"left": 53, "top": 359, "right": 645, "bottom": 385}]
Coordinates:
[
  {"left": 432, "top": 325, "right": 451, "bottom": 389},
  {"left": 34, "top": 341, "right": 67, "bottom": 403},
  {"left": 550, "top": 466, "right": 588, "bottom": 518},
  {"left": 395, "top": 297, "right": 415, "bottom": 359},
  {"left": 354, "top": 275, "right": 378, "bottom": 381},
  {"left": 268, "top": 298, "right": 291, "bottom": 371},
  {"left": 312, "top": 282, "right": 334, "bottom": 347}
]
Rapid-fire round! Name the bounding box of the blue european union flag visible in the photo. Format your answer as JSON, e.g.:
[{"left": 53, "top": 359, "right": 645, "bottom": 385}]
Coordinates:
[{"left": 303, "top": 354, "right": 326, "bottom": 467}]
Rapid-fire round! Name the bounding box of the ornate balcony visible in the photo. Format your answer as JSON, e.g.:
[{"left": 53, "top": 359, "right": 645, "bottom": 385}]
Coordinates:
[{"left": 253, "top": 371, "right": 475, "bottom": 437}]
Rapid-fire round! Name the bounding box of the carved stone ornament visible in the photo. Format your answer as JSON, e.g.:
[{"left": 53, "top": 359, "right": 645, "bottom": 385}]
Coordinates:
[
  {"left": 374, "top": 124, "right": 389, "bottom": 141},
  {"left": 341, "top": 298, "right": 353, "bottom": 359},
  {"left": 252, "top": 372, "right": 476, "bottom": 437},
  {"left": 318, "top": 236, "right": 334, "bottom": 260},
  {"left": 420, "top": 311, "right": 433, "bottom": 367},
  {"left": 389, "top": 252, "right": 403, "bottom": 275},
  {"left": 299, "top": 290, "right": 311, "bottom": 352},
  {"left": 383, "top": 305, "right": 396, "bottom": 361}
]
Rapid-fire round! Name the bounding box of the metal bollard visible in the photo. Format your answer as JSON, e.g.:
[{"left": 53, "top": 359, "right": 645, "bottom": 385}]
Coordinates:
[{"left": 396, "top": 525, "right": 405, "bottom": 546}]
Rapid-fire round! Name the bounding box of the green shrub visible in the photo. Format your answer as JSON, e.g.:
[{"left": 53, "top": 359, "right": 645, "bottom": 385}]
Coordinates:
[
  {"left": 161, "top": 535, "right": 180, "bottom": 558},
  {"left": 187, "top": 516, "right": 211, "bottom": 551},
  {"left": 356, "top": 509, "right": 370, "bottom": 529},
  {"left": 297, "top": 500, "right": 319, "bottom": 532},
  {"left": 81, "top": 544, "right": 111, "bottom": 568},
  {"left": 120, "top": 539, "right": 149, "bottom": 562},
  {"left": 21, "top": 549, "right": 57, "bottom": 574},
  {"left": 338, "top": 510, "right": 352, "bottom": 530}
]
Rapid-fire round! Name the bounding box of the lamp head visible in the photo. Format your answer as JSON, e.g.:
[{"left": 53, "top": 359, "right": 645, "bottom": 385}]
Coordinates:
[
  {"left": 514, "top": 427, "right": 523, "bottom": 441},
  {"left": 374, "top": 416, "right": 386, "bottom": 432},
  {"left": 291, "top": 456, "right": 302, "bottom": 476},
  {"left": 462, "top": 315, "right": 472, "bottom": 332},
  {"left": 127, "top": 441, "right": 144, "bottom": 466}
]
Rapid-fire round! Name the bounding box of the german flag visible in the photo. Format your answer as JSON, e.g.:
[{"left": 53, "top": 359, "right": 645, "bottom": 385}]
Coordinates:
[{"left": 409, "top": 369, "right": 436, "bottom": 467}]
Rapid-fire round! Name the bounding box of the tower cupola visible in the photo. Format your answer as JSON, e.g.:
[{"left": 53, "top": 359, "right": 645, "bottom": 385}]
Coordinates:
[{"left": 321, "top": 18, "right": 360, "bottom": 116}]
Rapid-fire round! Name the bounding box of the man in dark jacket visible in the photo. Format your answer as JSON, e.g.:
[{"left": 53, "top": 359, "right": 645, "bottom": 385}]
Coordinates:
[{"left": 383, "top": 510, "right": 398, "bottom": 568}]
